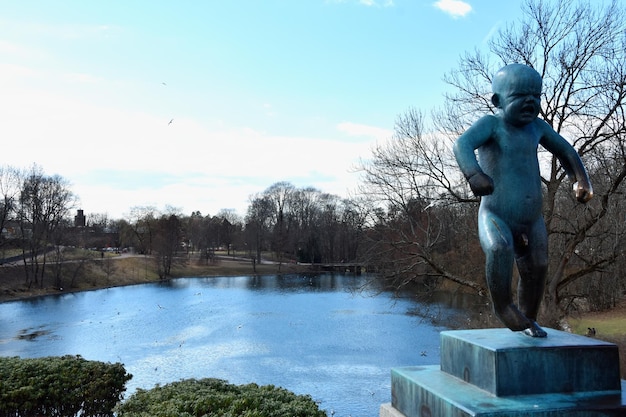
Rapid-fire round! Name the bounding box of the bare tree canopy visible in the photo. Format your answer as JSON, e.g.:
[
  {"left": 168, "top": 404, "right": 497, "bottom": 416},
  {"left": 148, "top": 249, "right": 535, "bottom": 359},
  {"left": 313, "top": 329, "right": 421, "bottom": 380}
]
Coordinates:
[
  {"left": 245, "top": 182, "right": 363, "bottom": 266},
  {"left": 357, "top": 0, "right": 626, "bottom": 321},
  {"left": 16, "top": 165, "right": 76, "bottom": 287},
  {"left": 443, "top": 0, "right": 626, "bottom": 317}
]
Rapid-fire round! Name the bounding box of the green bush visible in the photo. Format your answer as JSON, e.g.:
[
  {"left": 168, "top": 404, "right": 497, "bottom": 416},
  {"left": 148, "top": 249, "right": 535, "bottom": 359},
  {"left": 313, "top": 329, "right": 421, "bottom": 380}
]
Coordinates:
[
  {"left": 116, "top": 378, "right": 327, "bottom": 417},
  {"left": 0, "top": 355, "right": 132, "bottom": 417}
]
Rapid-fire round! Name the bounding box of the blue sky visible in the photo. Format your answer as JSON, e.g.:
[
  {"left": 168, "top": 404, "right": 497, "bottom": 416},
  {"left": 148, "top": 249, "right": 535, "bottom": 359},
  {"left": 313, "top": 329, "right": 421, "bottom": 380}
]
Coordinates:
[{"left": 0, "top": 0, "right": 524, "bottom": 219}]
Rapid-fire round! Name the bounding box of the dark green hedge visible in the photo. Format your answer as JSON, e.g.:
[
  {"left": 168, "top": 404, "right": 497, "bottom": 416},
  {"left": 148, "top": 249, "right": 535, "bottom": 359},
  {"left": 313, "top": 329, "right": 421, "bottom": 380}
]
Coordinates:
[
  {"left": 0, "top": 355, "right": 132, "bottom": 417},
  {"left": 116, "top": 378, "right": 327, "bottom": 417}
]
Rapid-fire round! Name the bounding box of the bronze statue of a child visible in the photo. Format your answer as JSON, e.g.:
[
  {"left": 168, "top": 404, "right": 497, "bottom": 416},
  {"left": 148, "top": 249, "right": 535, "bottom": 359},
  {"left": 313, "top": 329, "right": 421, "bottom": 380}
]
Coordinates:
[{"left": 453, "top": 64, "right": 593, "bottom": 337}]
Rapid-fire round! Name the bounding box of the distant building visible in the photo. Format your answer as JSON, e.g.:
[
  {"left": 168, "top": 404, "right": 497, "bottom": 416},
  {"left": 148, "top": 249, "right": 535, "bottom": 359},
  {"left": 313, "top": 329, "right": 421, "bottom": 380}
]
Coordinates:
[{"left": 74, "top": 209, "right": 86, "bottom": 227}]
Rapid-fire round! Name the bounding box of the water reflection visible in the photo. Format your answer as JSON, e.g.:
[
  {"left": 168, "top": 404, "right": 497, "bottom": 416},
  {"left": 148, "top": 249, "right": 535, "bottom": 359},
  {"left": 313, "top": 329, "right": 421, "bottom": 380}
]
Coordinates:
[{"left": 0, "top": 274, "right": 475, "bottom": 417}]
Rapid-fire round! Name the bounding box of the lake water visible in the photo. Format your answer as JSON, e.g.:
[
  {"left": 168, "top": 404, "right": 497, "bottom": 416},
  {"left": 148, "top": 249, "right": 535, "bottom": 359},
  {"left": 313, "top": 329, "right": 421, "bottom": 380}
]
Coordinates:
[{"left": 0, "top": 273, "right": 475, "bottom": 417}]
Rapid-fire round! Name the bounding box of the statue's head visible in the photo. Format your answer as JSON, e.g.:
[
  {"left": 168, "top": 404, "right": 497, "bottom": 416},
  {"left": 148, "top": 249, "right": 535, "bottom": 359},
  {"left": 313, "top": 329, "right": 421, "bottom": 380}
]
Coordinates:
[{"left": 491, "top": 64, "right": 542, "bottom": 126}]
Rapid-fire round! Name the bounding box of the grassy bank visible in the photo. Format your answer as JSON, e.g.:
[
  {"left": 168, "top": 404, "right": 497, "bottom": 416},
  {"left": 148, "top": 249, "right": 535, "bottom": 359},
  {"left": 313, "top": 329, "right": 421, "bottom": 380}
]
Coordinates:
[
  {"left": 0, "top": 250, "right": 308, "bottom": 303},
  {"left": 570, "top": 308, "right": 626, "bottom": 337}
]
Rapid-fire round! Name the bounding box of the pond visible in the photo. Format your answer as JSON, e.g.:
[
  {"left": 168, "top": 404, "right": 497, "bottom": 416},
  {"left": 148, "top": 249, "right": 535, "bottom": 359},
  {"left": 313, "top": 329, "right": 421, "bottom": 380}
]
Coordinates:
[{"left": 0, "top": 273, "right": 481, "bottom": 416}]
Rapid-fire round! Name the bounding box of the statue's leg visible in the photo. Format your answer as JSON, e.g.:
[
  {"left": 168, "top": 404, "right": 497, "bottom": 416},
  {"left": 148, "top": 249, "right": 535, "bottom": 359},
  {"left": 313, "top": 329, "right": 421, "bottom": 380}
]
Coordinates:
[
  {"left": 515, "top": 218, "right": 548, "bottom": 337},
  {"left": 479, "top": 211, "right": 532, "bottom": 332}
]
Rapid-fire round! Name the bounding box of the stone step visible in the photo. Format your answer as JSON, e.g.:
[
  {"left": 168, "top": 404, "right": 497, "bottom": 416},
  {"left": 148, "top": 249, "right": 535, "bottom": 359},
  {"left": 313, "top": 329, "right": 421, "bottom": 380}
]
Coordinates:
[
  {"left": 390, "top": 365, "right": 626, "bottom": 417},
  {"left": 440, "top": 328, "right": 622, "bottom": 396}
]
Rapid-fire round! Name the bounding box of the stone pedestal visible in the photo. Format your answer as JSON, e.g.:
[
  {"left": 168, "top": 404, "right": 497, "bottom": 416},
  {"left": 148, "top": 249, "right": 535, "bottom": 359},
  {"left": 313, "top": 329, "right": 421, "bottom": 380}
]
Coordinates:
[{"left": 381, "top": 328, "right": 626, "bottom": 416}]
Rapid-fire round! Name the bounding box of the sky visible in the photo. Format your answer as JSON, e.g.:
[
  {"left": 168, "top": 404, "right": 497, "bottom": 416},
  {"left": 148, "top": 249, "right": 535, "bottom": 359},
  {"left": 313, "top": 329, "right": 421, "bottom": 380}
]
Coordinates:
[{"left": 0, "top": 0, "right": 526, "bottom": 220}]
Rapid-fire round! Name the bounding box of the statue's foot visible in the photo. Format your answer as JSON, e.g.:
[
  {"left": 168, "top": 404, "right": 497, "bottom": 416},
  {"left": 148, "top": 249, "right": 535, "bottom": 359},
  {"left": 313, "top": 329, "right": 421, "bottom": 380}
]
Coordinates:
[
  {"left": 497, "top": 305, "right": 548, "bottom": 337},
  {"left": 497, "top": 304, "right": 533, "bottom": 332},
  {"left": 523, "top": 321, "right": 547, "bottom": 338}
]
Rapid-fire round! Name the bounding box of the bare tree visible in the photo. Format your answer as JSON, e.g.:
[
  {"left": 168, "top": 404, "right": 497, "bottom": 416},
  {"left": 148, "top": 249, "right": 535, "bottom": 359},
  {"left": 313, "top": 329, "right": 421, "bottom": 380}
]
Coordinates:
[
  {"left": 185, "top": 211, "right": 206, "bottom": 255},
  {"left": 0, "top": 165, "right": 22, "bottom": 256},
  {"left": 153, "top": 211, "right": 184, "bottom": 279},
  {"left": 245, "top": 182, "right": 363, "bottom": 266},
  {"left": 265, "top": 182, "right": 295, "bottom": 270},
  {"left": 16, "top": 165, "right": 76, "bottom": 287},
  {"left": 216, "top": 209, "right": 243, "bottom": 255},
  {"left": 245, "top": 194, "right": 276, "bottom": 264},
  {"left": 126, "top": 206, "right": 158, "bottom": 255},
  {"left": 290, "top": 187, "right": 322, "bottom": 263},
  {"left": 438, "top": 0, "right": 626, "bottom": 318},
  {"left": 356, "top": 109, "right": 484, "bottom": 293},
  {"left": 116, "top": 219, "right": 136, "bottom": 252},
  {"left": 87, "top": 213, "right": 110, "bottom": 232},
  {"left": 357, "top": 0, "right": 626, "bottom": 321},
  {"left": 336, "top": 198, "right": 366, "bottom": 263}
]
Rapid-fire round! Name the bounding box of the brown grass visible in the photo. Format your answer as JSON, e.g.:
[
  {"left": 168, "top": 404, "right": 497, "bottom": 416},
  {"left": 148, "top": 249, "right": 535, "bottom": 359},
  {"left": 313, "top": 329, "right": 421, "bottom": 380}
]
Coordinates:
[{"left": 0, "top": 254, "right": 309, "bottom": 303}]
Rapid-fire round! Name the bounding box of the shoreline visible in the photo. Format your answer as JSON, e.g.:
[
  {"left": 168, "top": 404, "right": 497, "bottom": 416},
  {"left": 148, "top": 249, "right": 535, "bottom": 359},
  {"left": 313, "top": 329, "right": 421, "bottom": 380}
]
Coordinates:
[
  {"left": 2, "top": 255, "right": 624, "bottom": 337},
  {"left": 0, "top": 255, "right": 311, "bottom": 304}
]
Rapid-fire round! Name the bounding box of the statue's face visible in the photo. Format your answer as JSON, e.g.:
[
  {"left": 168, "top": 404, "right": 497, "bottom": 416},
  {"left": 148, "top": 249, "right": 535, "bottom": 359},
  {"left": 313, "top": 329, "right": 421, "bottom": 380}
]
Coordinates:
[{"left": 496, "top": 72, "right": 542, "bottom": 127}]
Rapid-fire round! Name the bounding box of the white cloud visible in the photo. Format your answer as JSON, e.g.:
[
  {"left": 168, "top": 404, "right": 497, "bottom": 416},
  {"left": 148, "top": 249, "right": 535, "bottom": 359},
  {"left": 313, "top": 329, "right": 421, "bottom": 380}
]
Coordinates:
[
  {"left": 66, "top": 121, "right": 374, "bottom": 217},
  {"left": 360, "top": 0, "right": 394, "bottom": 6},
  {"left": 336, "top": 122, "right": 392, "bottom": 141},
  {"left": 0, "top": 62, "right": 39, "bottom": 79},
  {"left": 63, "top": 72, "right": 105, "bottom": 84},
  {"left": 0, "top": 64, "right": 376, "bottom": 217},
  {"left": 0, "top": 30, "right": 390, "bottom": 219},
  {"left": 0, "top": 39, "right": 40, "bottom": 58},
  {"left": 327, "top": 0, "right": 394, "bottom": 6},
  {"left": 433, "top": 0, "right": 472, "bottom": 18}
]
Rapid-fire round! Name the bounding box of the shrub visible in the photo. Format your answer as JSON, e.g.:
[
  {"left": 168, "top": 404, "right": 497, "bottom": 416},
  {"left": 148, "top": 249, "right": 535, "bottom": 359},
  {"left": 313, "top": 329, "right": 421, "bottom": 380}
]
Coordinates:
[
  {"left": 116, "top": 378, "right": 327, "bottom": 417},
  {"left": 0, "top": 355, "right": 132, "bottom": 417}
]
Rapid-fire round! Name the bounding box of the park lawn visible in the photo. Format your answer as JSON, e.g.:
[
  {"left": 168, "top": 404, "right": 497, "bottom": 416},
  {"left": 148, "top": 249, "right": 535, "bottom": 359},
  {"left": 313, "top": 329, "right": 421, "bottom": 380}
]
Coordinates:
[
  {"left": 568, "top": 301, "right": 626, "bottom": 337},
  {"left": 570, "top": 316, "right": 626, "bottom": 337}
]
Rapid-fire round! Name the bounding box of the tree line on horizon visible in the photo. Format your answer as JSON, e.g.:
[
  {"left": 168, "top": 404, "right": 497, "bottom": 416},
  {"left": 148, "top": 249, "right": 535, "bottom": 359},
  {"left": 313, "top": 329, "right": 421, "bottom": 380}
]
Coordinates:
[{"left": 1, "top": 0, "right": 624, "bottom": 328}]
